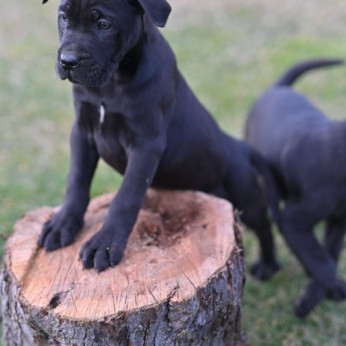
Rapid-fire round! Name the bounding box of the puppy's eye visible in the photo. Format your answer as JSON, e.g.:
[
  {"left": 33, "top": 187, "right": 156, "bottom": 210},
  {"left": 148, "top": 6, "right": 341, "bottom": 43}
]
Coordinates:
[
  {"left": 59, "top": 13, "right": 68, "bottom": 23},
  {"left": 98, "top": 19, "right": 111, "bottom": 30}
]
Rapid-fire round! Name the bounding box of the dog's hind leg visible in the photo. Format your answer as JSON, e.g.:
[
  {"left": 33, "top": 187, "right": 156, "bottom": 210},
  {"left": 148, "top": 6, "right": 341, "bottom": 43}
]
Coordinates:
[
  {"left": 223, "top": 172, "right": 280, "bottom": 281},
  {"left": 324, "top": 217, "right": 346, "bottom": 301},
  {"left": 244, "top": 208, "right": 280, "bottom": 281},
  {"left": 324, "top": 216, "right": 346, "bottom": 262},
  {"left": 281, "top": 197, "right": 339, "bottom": 317}
]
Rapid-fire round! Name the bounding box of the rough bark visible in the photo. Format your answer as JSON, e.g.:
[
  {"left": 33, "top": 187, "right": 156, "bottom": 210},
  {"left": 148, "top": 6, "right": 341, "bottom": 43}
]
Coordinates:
[{"left": 1, "top": 189, "right": 246, "bottom": 345}]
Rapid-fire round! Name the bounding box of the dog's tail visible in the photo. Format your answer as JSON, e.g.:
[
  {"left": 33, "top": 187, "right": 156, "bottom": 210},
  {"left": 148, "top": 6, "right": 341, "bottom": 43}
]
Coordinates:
[
  {"left": 274, "top": 58, "right": 344, "bottom": 87},
  {"left": 250, "top": 150, "right": 281, "bottom": 224}
]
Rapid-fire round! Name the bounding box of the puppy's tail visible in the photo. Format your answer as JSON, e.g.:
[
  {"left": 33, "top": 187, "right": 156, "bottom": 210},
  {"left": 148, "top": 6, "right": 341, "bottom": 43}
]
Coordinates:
[
  {"left": 274, "top": 58, "right": 344, "bottom": 87},
  {"left": 250, "top": 150, "right": 281, "bottom": 224}
]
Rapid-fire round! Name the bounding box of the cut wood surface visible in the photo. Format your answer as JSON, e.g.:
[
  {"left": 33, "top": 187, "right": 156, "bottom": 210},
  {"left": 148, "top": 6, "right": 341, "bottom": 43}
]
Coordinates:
[{"left": 1, "top": 189, "right": 246, "bottom": 345}]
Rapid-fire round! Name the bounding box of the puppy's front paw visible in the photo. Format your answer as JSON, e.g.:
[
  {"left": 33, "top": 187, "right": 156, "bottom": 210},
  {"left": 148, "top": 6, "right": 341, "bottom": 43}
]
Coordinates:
[
  {"left": 250, "top": 260, "right": 280, "bottom": 281},
  {"left": 38, "top": 211, "right": 83, "bottom": 251},
  {"left": 79, "top": 231, "right": 125, "bottom": 272}
]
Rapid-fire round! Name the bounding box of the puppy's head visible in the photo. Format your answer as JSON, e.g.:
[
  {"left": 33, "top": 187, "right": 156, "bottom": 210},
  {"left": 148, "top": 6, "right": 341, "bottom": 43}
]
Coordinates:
[{"left": 43, "top": 0, "right": 171, "bottom": 87}]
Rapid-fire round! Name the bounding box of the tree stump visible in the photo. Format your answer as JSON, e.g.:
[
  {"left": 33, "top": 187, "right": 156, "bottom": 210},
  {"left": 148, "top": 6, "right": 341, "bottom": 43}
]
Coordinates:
[{"left": 1, "top": 189, "right": 246, "bottom": 346}]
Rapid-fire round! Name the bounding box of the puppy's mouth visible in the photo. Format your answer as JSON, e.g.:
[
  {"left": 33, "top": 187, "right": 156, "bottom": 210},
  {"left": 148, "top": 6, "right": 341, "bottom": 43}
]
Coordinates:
[
  {"left": 58, "top": 69, "right": 76, "bottom": 83},
  {"left": 56, "top": 61, "right": 112, "bottom": 88},
  {"left": 56, "top": 68, "right": 79, "bottom": 85}
]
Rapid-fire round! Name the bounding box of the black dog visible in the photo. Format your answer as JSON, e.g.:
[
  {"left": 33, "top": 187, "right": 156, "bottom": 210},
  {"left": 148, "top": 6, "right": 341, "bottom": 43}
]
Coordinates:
[
  {"left": 39, "top": 0, "right": 279, "bottom": 278},
  {"left": 246, "top": 58, "right": 346, "bottom": 317}
]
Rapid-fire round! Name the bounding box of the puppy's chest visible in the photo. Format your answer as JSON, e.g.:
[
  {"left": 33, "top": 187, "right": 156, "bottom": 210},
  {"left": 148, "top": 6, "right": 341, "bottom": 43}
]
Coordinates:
[{"left": 81, "top": 106, "right": 130, "bottom": 174}]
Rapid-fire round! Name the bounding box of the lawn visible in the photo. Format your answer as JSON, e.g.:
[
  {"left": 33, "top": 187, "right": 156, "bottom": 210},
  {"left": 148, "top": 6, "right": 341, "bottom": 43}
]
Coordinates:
[{"left": 1, "top": 0, "right": 346, "bottom": 344}]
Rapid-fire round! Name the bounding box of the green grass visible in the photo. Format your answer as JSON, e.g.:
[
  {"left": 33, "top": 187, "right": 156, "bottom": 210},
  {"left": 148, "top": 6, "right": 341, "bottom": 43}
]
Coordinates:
[{"left": 1, "top": 0, "right": 346, "bottom": 344}]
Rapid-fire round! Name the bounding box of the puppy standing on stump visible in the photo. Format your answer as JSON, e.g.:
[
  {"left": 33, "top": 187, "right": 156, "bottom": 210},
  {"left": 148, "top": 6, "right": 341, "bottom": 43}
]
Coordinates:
[
  {"left": 246, "top": 59, "right": 346, "bottom": 317},
  {"left": 39, "top": 0, "right": 279, "bottom": 279}
]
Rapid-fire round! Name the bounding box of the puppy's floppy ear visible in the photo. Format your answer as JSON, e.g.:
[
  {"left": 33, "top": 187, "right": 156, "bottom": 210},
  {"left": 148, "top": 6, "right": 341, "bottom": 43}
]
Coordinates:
[{"left": 137, "top": 0, "right": 171, "bottom": 27}]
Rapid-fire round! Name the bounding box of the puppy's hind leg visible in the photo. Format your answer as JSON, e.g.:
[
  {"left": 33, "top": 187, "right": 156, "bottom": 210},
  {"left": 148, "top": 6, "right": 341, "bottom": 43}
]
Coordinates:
[
  {"left": 324, "top": 216, "right": 346, "bottom": 262},
  {"left": 324, "top": 217, "right": 346, "bottom": 301},
  {"left": 281, "top": 198, "right": 338, "bottom": 317},
  {"left": 242, "top": 205, "right": 280, "bottom": 281},
  {"left": 223, "top": 171, "right": 280, "bottom": 281}
]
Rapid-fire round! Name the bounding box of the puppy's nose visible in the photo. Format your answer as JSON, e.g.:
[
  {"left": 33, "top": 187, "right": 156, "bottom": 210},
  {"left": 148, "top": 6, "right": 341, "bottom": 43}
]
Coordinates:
[{"left": 60, "top": 53, "right": 79, "bottom": 70}]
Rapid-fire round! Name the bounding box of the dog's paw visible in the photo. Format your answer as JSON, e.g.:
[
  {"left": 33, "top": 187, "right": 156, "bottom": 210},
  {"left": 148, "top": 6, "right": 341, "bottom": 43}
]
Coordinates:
[
  {"left": 250, "top": 260, "right": 280, "bottom": 281},
  {"left": 294, "top": 281, "right": 326, "bottom": 318},
  {"left": 327, "top": 279, "right": 346, "bottom": 301},
  {"left": 79, "top": 231, "right": 125, "bottom": 272},
  {"left": 38, "top": 211, "right": 83, "bottom": 251}
]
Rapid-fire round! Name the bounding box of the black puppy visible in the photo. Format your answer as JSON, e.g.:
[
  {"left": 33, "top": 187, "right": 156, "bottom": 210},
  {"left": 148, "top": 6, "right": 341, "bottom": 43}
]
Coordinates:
[
  {"left": 246, "top": 58, "right": 346, "bottom": 317},
  {"left": 39, "top": 0, "right": 279, "bottom": 277}
]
